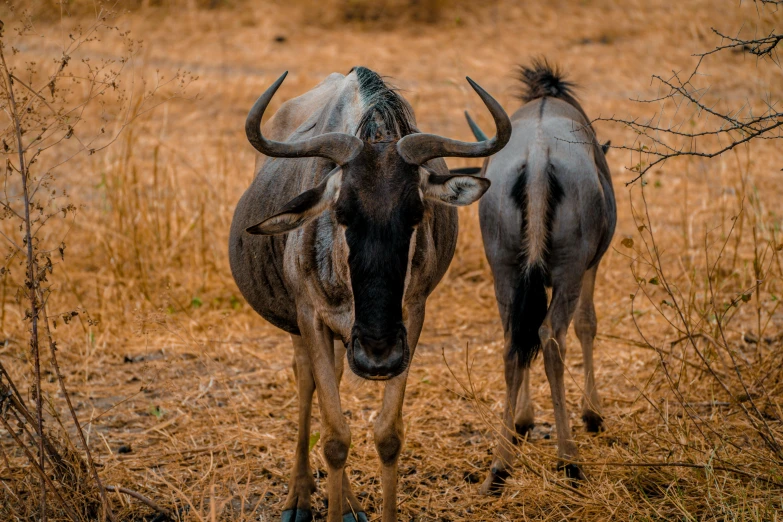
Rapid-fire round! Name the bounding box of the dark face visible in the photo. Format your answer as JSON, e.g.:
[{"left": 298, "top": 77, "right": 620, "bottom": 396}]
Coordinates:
[{"left": 335, "top": 142, "right": 424, "bottom": 380}]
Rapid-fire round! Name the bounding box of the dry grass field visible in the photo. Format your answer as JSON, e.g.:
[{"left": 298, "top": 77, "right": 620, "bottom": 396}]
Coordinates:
[{"left": 2, "top": 0, "right": 783, "bottom": 520}]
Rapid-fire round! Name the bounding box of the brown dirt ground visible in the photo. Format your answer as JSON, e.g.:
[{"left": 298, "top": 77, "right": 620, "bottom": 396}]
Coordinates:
[{"left": 2, "top": 0, "right": 783, "bottom": 520}]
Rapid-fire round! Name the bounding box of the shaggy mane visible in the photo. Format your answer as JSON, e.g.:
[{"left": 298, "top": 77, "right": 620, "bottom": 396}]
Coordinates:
[{"left": 351, "top": 66, "right": 415, "bottom": 142}]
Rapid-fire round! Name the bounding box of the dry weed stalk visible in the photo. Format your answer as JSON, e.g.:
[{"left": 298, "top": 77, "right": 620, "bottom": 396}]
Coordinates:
[
  {"left": 602, "top": 3, "right": 783, "bottom": 500},
  {"left": 0, "top": 4, "right": 192, "bottom": 520},
  {"left": 596, "top": 151, "right": 783, "bottom": 517}
]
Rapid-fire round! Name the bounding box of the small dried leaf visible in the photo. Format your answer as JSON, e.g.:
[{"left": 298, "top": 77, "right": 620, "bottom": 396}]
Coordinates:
[
  {"left": 309, "top": 431, "right": 320, "bottom": 452},
  {"left": 621, "top": 238, "right": 634, "bottom": 248}
]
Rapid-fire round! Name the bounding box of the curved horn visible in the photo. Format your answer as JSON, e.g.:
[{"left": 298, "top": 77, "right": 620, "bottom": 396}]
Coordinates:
[
  {"left": 396, "top": 77, "right": 511, "bottom": 165},
  {"left": 464, "top": 111, "right": 488, "bottom": 142},
  {"left": 246, "top": 71, "right": 363, "bottom": 166}
]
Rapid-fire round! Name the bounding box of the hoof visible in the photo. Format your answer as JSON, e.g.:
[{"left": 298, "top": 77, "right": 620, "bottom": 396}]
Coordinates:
[
  {"left": 281, "top": 508, "right": 313, "bottom": 522},
  {"left": 558, "top": 462, "right": 585, "bottom": 482},
  {"left": 514, "top": 422, "right": 535, "bottom": 439},
  {"left": 342, "top": 512, "right": 368, "bottom": 522},
  {"left": 479, "top": 468, "right": 509, "bottom": 495},
  {"left": 582, "top": 411, "right": 604, "bottom": 433}
]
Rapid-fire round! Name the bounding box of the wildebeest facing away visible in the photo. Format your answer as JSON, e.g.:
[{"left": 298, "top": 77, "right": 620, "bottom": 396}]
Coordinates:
[
  {"left": 229, "top": 67, "right": 511, "bottom": 522},
  {"left": 466, "top": 60, "right": 616, "bottom": 490}
]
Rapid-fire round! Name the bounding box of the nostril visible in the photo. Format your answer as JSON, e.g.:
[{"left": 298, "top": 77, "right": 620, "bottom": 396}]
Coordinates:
[{"left": 348, "top": 326, "right": 410, "bottom": 379}]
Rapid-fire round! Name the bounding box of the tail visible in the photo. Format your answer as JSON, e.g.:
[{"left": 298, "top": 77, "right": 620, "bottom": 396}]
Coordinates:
[
  {"left": 508, "top": 152, "right": 563, "bottom": 368},
  {"left": 509, "top": 264, "right": 549, "bottom": 368}
]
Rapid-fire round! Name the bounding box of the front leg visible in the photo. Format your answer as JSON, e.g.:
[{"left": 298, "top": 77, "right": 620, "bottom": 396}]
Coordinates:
[
  {"left": 299, "top": 318, "right": 353, "bottom": 522},
  {"left": 575, "top": 266, "right": 604, "bottom": 432},
  {"left": 281, "top": 335, "right": 317, "bottom": 522},
  {"left": 540, "top": 276, "right": 584, "bottom": 481},
  {"left": 373, "top": 307, "right": 424, "bottom": 522},
  {"left": 374, "top": 374, "right": 407, "bottom": 522}
]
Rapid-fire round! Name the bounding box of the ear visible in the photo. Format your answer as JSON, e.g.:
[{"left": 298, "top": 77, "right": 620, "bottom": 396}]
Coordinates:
[
  {"left": 246, "top": 171, "right": 342, "bottom": 235},
  {"left": 423, "top": 173, "right": 490, "bottom": 206},
  {"left": 601, "top": 140, "right": 611, "bottom": 154},
  {"left": 449, "top": 167, "right": 482, "bottom": 175}
]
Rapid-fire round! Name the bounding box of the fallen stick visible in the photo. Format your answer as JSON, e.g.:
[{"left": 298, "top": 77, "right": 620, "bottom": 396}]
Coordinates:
[{"left": 105, "top": 485, "right": 174, "bottom": 519}]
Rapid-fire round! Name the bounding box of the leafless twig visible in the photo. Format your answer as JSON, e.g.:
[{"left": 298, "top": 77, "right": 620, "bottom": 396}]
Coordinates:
[{"left": 600, "top": 3, "right": 782, "bottom": 185}]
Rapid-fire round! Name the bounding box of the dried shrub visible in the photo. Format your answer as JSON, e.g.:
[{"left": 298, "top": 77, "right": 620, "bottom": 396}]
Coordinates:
[{"left": 0, "top": 4, "right": 192, "bottom": 519}]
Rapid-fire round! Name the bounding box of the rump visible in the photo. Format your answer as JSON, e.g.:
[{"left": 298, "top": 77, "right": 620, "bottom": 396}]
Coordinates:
[{"left": 547, "top": 144, "right": 611, "bottom": 272}]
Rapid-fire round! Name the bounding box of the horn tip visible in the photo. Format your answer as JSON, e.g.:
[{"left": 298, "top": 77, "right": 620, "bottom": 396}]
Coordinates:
[
  {"left": 465, "top": 76, "right": 487, "bottom": 96},
  {"left": 275, "top": 71, "right": 289, "bottom": 85}
]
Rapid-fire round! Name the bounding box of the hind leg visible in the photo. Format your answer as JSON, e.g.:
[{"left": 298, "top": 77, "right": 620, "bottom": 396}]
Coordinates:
[
  {"left": 480, "top": 337, "right": 526, "bottom": 494},
  {"left": 539, "top": 274, "right": 584, "bottom": 480},
  {"left": 481, "top": 260, "right": 542, "bottom": 494},
  {"left": 513, "top": 367, "right": 534, "bottom": 435},
  {"left": 575, "top": 266, "right": 603, "bottom": 432}
]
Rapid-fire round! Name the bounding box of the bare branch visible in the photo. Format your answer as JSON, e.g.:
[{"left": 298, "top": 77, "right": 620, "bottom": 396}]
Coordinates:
[{"left": 601, "top": 5, "right": 782, "bottom": 185}]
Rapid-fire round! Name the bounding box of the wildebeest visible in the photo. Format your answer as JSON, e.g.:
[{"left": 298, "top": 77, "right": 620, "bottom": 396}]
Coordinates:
[
  {"left": 229, "top": 67, "right": 511, "bottom": 522},
  {"left": 466, "top": 60, "right": 616, "bottom": 490}
]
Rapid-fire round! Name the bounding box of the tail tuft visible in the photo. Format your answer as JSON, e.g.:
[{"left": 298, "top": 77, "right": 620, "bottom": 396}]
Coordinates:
[
  {"left": 518, "top": 58, "right": 577, "bottom": 103},
  {"left": 510, "top": 264, "right": 549, "bottom": 368}
]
